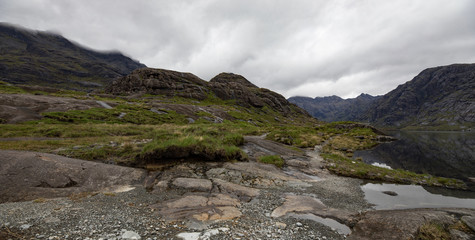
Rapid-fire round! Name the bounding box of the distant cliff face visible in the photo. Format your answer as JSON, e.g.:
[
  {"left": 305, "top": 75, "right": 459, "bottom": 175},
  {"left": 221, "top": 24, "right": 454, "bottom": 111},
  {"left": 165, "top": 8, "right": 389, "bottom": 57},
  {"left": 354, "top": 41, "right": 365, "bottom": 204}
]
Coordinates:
[
  {"left": 106, "top": 68, "right": 309, "bottom": 116},
  {"left": 288, "top": 94, "right": 380, "bottom": 122},
  {"left": 0, "top": 23, "right": 145, "bottom": 90},
  {"left": 289, "top": 63, "right": 475, "bottom": 130},
  {"left": 363, "top": 64, "right": 475, "bottom": 129}
]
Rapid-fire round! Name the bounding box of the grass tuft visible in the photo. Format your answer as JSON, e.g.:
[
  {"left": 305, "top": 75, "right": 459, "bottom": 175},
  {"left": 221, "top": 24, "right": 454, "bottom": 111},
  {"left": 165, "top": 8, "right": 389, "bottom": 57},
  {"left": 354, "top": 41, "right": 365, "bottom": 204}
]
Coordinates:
[
  {"left": 416, "top": 222, "right": 450, "bottom": 240},
  {"left": 258, "top": 155, "right": 285, "bottom": 168}
]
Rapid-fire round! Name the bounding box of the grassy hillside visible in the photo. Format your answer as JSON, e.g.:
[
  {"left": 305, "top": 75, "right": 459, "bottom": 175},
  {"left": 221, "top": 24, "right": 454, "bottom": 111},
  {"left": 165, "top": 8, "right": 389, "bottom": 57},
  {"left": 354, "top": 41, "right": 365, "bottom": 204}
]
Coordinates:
[{"left": 0, "top": 83, "right": 466, "bottom": 189}]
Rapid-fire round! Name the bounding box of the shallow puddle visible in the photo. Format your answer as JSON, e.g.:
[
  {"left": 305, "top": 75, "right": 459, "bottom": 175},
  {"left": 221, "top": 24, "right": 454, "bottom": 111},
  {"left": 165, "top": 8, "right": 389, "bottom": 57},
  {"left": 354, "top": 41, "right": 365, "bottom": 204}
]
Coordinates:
[{"left": 362, "top": 183, "right": 475, "bottom": 210}]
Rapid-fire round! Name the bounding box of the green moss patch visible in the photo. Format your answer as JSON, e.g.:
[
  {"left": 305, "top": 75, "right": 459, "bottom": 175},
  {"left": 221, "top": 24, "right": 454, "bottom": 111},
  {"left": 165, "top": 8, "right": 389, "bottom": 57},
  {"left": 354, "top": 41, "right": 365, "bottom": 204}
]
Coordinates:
[
  {"left": 322, "top": 153, "right": 467, "bottom": 189},
  {"left": 258, "top": 155, "right": 285, "bottom": 168}
]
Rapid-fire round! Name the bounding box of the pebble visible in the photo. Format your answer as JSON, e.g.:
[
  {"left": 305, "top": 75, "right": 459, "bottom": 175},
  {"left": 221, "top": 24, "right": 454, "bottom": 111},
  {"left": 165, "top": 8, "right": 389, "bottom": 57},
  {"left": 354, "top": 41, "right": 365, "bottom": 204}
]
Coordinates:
[
  {"left": 276, "top": 222, "right": 287, "bottom": 229},
  {"left": 20, "top": 224, "right": 32, "bottom": 230},
  {"left": 121, "top": 230, "right": 141, "bottom": 239}
]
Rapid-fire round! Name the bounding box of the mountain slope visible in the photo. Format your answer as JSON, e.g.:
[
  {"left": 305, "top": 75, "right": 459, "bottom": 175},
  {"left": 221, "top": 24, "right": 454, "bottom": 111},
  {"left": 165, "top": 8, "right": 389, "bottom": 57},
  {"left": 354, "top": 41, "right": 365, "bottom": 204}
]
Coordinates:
[
  {"left": 363, "top": 63, "right": 475, "bottom": 129},
  {"left": 288, "top": 94, "right": 380, "bottom": 122},
  {"left": 0, "top": 23, "right": 145, "bottom": 90},
  {"left": 289, "top": 63, "right": 475, "bottom": 130}
]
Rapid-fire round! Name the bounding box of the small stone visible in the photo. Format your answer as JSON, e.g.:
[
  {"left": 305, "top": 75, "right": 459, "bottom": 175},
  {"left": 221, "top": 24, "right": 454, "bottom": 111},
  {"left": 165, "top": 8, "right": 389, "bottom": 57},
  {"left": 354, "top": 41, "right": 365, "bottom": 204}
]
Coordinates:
[
  {"left": 296, "top": 222, "right": 303, "bottom": 227},
  {"left": 171, "top": 178, "right": 212, "bottom": 192},
  {"left": 382, "top": 191, "right": 398, "bottom": 196},
  {"left": 276, "top": 222, "right": 287, "bottom": 229},
  {"left": 44, "top": 216, "right": 61, "bottom": 224},
  {"left": 150, "top": 108, "right": 167, "bottom": 115},
  {"left": 176, "top": 232, "right": 200, "bottom": 240},
  {"left": 20, "top": 224, "right": 31, "bottom": 230},
  {"left": 121, "top": 230, "right": 141, "bottom": 240}
]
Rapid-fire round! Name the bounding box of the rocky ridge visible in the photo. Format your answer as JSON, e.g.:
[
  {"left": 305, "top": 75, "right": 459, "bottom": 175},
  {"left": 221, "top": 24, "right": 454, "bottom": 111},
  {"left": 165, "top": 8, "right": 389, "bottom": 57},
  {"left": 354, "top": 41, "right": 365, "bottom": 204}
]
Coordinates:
[{"left": 106, "top": 68, "right": 308, "bottom": 116}]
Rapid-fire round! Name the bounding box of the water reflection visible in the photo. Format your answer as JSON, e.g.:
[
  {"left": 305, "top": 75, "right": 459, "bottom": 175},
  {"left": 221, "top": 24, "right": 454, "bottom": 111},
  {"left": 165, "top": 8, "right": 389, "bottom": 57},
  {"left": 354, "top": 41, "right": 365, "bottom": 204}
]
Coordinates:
[
  {"left": 362, "top": 183, "right": 475, "bottom": 210},
  {"left": 354, "top": 131, "right": 475, "bottom": 182}
]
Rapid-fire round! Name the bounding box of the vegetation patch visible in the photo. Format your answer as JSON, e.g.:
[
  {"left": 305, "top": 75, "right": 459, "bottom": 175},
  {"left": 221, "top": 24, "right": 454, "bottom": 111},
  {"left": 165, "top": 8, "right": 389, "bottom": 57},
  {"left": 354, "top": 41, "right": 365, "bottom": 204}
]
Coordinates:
[
  {"left": 138, "top": 128, "right": 248, "bottom": 166},
  {"left": 416, "top": 222, "right": 450, "bottom": 240},
  {"left": 0, "top": 81, "right": 90, "bottom": 98},
  {"left": 266, "top": 126, "right": 324, "bottom": 147},
  {"left": 41, "top": 104, "right": 188, "bottom": 124},
  {"left": 322, "top": 153, "right": 467, "bottom": 189},
  {"left": 0, "top": 81, "right": 27, "bottom": 94},
  {"left": 450, "top": 220, "right": 474, "bottom": 234},
  {"left": 258, "top": 155, "right": 285, "bottom": 168}
]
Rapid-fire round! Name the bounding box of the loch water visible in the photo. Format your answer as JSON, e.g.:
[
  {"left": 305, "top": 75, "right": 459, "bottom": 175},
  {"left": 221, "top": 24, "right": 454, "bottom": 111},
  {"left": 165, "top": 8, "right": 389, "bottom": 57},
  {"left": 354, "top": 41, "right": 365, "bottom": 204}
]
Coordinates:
[
  {"left": 354, "top": 131, "right": 475, "bottom": 185},
  {"left": 354, "top": 131, "right": 475, "bottom": 209}
]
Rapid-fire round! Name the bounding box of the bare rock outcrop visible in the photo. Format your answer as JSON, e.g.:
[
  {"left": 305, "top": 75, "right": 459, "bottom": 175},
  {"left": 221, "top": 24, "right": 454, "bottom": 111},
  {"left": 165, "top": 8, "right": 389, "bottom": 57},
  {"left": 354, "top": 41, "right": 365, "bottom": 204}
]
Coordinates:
[
  {"left": 105, "top": 68, "right": 210, "bottom": 100},
  {"left": 105, "top": 68, "right": 310, "bottom": 116},
  {"left": 349, "top": 208, "right": 475, "bottom": 240},
  {"left": 0, "top": 150, "right": 146, "bottom": 203}
]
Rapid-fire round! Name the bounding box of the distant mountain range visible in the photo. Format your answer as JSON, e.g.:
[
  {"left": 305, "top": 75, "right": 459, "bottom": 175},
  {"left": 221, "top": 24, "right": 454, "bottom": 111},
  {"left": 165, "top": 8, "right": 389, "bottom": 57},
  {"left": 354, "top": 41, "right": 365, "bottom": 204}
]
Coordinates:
[
  {"left": 0, "top": 23, "right": 145, "bottom": 90},
  {"left": 288, "top": 94, "right": 380, "bottom": 123},
  {"left": 289, "top": 63, "right": 475, "bottom": 130}
]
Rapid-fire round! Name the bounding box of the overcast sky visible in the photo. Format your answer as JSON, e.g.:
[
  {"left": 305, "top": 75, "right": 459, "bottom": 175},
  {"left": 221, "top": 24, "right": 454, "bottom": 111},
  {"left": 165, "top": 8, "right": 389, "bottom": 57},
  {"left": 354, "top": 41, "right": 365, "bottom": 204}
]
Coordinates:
[{"left": 1, "top": 0, "right": 474, "bottom": 98}]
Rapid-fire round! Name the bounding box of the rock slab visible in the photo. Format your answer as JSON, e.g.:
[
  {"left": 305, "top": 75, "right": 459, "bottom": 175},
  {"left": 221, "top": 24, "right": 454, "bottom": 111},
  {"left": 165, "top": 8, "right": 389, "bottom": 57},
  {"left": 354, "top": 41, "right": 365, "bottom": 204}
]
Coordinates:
[{"left": 0, "top": 150, "right": 146, "bottom": 203}]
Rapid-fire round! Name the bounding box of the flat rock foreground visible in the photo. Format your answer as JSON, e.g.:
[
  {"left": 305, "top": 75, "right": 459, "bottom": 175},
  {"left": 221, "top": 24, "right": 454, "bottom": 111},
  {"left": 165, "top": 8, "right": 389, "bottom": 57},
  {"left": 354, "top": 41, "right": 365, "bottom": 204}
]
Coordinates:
[{"left": 1, "top": 137, "right": 474, "bottom": 239}]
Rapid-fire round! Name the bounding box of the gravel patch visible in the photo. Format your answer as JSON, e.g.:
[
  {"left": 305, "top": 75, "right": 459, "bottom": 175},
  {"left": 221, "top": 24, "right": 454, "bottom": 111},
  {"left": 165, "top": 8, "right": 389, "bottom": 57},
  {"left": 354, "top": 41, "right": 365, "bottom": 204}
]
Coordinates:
[{"left": 0, "top": 177, "right": 365, "bottom": 240}]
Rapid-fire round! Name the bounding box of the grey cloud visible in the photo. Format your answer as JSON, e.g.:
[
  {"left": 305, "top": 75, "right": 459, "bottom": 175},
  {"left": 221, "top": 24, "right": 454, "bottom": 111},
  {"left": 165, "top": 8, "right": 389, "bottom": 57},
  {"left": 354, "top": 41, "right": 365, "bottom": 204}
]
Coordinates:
[{"left": 1, "top": 0, "right": 474, "bottom": 98}]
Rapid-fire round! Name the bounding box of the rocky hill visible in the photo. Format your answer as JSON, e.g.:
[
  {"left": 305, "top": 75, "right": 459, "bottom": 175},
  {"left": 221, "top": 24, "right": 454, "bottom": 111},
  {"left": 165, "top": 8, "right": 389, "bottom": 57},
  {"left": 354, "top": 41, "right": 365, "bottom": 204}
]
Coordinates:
[
  {"left": 0, "top": 23, "right": 145, "bottom": 90},
  {"left": 106, "top": 68, "right": 308, "bottom": 116},
  {"left": 290, "top": 64, "right": 475, "bottom": 130},
  {"left": 289, "top": 94, "right": 380, "bottom": 122}
]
